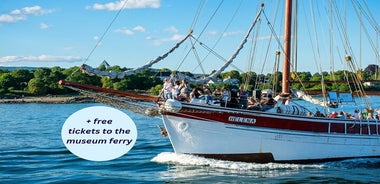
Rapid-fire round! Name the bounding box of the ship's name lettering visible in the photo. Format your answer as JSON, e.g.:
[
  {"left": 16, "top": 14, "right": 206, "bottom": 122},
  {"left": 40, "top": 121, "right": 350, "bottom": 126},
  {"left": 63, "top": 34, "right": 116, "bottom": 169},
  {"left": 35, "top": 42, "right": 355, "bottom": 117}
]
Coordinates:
[{"left": 228, "top": 116, "right": 256, "bottom": 124}]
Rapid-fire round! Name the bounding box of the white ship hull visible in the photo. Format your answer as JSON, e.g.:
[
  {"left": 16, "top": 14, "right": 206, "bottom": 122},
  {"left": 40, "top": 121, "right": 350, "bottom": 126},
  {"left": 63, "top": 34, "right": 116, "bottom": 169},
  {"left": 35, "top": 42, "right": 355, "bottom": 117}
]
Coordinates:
[{"left": 162, "top": 104, "right": 380, "bottom": 163}]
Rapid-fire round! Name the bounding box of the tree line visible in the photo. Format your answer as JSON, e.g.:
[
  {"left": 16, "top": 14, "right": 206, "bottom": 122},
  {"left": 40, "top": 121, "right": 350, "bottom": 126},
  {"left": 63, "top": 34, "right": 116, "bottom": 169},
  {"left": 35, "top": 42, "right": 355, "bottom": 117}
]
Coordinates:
[{"left": 0, "top": 64, "right": 379, "bottom": 98}]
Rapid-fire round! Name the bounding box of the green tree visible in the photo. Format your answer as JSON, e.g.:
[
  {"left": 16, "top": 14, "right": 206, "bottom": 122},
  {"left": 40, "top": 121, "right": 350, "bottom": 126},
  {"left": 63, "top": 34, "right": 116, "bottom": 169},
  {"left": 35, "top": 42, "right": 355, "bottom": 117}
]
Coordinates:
[
  {"left": 27, "top": 68, "right": 51, "bottom": 94},
  {"left": 338, "top": 84, "right": 350, "bottom": 92},
  {"left": 48, "top": 67, "right": 67, "bottom": 94},
  {"left": 107, "top": 65, "right": 123, "bottom": 72},
  {"left": 150, "top": 84, "right": 163, "bottom": 95},
  {"left": 62, "top": 66, "right": 101, "bottom": 86},
  {"left": 113, "top": 80, "right": 128, "bottom": 91},
  {"left": 27, "top": 78, "right": 47, "bottom": 95},
  {"left": 101, "top": 77, "right": 114, "bottom": 89},
  {"left": 310, "top": 73, "right": 322, "bottom": 82},
  {"left": 296, "top": 72, "right": 312, "bottom": 81},
  {"left": 10, "top": 69, "right": 33, "bottom": 90},
  {"left": 240, "top": 71, "right": 257, "bottom": 86},
  {"left": 0, "top": 72, "right": 15, "bottom": 93},
  {"left": 221, "top": 70, "right": 241, "bottom": 81}
]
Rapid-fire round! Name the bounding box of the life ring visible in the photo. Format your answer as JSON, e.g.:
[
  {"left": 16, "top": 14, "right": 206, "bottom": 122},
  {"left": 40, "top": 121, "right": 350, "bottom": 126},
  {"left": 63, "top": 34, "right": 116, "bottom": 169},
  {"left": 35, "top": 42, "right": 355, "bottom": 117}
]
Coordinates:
[{"left": 177, "top": 122, "right": 188, "bottom": 131}]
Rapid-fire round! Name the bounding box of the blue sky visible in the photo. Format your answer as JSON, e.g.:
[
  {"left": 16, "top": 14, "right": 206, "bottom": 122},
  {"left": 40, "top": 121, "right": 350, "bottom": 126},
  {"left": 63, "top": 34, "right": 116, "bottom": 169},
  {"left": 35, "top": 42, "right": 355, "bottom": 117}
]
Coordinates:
[{"left": 1, "top": 0, "right": 380, "bottom": 75}]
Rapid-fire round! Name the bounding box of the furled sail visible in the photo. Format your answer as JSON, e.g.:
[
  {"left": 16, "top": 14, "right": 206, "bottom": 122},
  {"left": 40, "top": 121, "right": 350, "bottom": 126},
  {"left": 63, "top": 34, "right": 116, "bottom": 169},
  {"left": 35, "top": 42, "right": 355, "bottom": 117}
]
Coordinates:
[
  {"left": 80, "top": 33, "right": 191, "bottom": 79},
  {"left": 291, "top": 89, "right": 328, "bottom": 107}
]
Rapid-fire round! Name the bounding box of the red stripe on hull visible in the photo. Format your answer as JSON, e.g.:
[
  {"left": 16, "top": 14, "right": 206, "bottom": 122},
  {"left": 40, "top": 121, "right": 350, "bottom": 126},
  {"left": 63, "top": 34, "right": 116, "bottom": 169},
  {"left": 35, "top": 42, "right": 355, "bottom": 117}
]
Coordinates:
[{"left": 166, "top": 106, "right": 380, "bottom": 135}]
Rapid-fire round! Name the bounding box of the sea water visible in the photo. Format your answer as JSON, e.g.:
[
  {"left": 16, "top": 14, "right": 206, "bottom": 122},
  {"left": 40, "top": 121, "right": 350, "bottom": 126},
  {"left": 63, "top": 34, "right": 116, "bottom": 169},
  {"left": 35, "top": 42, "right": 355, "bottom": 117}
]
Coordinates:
[{"left": 1, "top": 102, "right": 380, "bottom": 183}]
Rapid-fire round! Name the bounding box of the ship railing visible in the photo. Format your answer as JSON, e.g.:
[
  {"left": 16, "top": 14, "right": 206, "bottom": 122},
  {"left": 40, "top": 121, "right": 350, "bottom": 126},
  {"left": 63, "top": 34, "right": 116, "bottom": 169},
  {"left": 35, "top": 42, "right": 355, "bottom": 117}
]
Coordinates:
[{"left": 328, "top": 118, "right": 379, "bottom": 135}]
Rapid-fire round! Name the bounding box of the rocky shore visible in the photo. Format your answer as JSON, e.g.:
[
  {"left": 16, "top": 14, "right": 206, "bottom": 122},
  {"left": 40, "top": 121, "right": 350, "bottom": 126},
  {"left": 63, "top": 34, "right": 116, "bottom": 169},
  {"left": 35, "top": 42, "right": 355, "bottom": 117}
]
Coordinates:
[{"left": 0, "top": 96, "right": 95, "bottom": 104}]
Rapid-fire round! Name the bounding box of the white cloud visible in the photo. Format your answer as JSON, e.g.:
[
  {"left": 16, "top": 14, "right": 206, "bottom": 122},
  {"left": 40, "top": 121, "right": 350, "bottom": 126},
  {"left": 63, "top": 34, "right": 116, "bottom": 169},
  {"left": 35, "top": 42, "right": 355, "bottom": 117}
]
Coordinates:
[
  {"left": 89, "top": 0, "right": 160, "bottom": 11},
  {"left": 0, "top": 14, "right": 26, "bottom": 23},
  {"left": 93, "top": 35, "right": 103, "bottom": 46},
  {"left": 21, "top": 6, "right": 53, "bottom": 15},
  {"left": 0, "top": 5, "right": 54, "bottom": 23},
  {"left": 222, "top": 30, "right": 244, "bottom": 37},
  {"left": 40, "top": 22, "right": 49, "bottom": 29},
  {"left": 206, "top": 30, "right": 218, "bottom": 36},
  {"left": 115, "top": 28, "right": 134, "bottom": 35},
  {"left": 164, "top": 26, "right": 178, "bottom": 34},
  {"left": 133, "top": 25, "right": 146, "bottom": 32},
  {"left": 150, "top": 34, "right": 186, "bottom": 46},
  {"left": 0, "top": 55, "right": 82, "bottom": 63},
  {"left": 115, "top": 26, "right": 146, "bottom": 35}
]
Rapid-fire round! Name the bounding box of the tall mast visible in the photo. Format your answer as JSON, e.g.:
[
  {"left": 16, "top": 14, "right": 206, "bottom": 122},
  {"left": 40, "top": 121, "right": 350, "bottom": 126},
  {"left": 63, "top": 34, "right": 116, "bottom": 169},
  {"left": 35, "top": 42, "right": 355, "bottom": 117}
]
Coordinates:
[{"left": 282, "top": 0, "right": 292, "bottom": 94}]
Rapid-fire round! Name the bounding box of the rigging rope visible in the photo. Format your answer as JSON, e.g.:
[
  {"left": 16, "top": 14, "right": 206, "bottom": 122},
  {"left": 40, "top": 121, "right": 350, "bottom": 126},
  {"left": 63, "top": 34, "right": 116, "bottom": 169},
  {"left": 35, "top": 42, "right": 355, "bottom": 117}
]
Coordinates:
[
  {"left": 194, "top": 0, "right": 225, "bottom": 40},
  {"left": 189, "top": 36, "right": 244, "bottom": 73},
  {"left": 83, "top": 0, "right": 130, "bottom": 65},
  {"left": 350, "top": 0, "right": 380, "bottom": 63},
  {"left": 65, "top": 85, "right": 161, "bottom": 116},
  {"left": 254, "top": 0, "right": 280, "bottom": 90},
  {"left": 68, "top": 0, "right": 130, "bottom": 80},
  {"left": 192, "top": 5, "right": 265, "bottom": 84},
  {"left": 191, "top": 0, "right": 243, "bottom": 74},
  {"left": 81, "top": 4, "right": 264, "bottom": 85},
  {"left": 190, "top": 38, "right": 207, "bottom": 75},
  {"left": 190, "top": 0, "right": 206, "bottom": 31}
]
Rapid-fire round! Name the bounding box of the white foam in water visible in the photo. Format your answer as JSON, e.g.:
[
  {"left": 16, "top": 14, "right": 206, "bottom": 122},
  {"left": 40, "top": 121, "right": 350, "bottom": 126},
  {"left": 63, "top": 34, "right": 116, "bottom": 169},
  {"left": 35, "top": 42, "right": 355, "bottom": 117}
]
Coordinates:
[{"left": 151, "top": 152, "right": 325, "bottom": 170}]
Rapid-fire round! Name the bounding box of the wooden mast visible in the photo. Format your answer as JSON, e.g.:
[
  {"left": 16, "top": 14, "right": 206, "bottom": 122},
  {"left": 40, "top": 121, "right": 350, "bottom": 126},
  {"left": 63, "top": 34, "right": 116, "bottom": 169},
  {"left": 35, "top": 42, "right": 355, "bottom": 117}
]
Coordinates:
[{"left": 282, "top": 0, "right": 292, "bottom": 94}]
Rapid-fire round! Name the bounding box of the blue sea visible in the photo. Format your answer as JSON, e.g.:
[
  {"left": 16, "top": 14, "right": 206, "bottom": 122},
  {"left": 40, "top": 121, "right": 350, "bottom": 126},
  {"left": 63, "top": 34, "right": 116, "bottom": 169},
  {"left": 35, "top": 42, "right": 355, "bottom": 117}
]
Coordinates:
[{"left": 1, "top": 102, "right": 380, "bottom": 183}]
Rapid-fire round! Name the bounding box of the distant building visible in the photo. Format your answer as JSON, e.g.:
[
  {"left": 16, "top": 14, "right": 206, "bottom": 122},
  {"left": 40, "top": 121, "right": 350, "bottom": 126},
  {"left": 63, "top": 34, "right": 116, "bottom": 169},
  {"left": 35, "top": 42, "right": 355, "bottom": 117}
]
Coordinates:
[
  {"left": 155, "top": 71, "right": 172, "bottom": 81},
  {"left": 98, "top": 60, "right": 110, "bottom": 70}
]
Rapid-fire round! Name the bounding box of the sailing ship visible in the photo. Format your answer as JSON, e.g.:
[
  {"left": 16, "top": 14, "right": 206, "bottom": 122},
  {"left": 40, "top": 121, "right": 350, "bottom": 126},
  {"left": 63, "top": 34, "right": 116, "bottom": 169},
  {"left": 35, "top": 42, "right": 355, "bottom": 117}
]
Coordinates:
[{"left": 60, "top": 0, "right": 380, "bottom": 163}]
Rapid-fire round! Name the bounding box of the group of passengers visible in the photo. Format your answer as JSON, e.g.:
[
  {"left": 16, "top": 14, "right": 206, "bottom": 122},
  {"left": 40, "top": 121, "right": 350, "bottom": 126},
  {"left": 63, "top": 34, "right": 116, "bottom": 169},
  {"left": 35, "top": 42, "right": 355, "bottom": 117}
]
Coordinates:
[
  {"left": 163, "top": 77, "right": 380, "bottom": 119},
  {"left": 161, "top": 78, "right": 279, "bottom": 110},
  {"left": 162, "top": 78, "right": 191, "bottom": 101},
  {"left": 308, "top": 108, "right": 380, "bottom": 120}
]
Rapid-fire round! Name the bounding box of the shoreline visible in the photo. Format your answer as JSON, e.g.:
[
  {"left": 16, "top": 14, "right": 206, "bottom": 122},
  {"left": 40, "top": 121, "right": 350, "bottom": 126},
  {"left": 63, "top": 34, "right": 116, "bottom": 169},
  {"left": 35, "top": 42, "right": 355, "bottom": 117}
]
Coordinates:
[
  {"left": 2, "top": 91, "right": 379, "bottom": 104},
  {"left": 0, "top": 96, "right": 95, "bottom": 104}
]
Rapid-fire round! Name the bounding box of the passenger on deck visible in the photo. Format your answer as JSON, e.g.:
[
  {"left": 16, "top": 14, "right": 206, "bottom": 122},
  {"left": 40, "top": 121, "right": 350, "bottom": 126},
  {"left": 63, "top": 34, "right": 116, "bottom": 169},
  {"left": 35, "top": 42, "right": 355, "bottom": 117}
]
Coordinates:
[
  {"left": 162, "top": 78, "right": 173, "bottom": 99},
  {"left": 213, "top": 88, "right": 222, "bottom": 100},
  {"left": 375, "top": 108, "right": 380, "bottom": 120},
  {"left": 221, "top": 87, "right": 231, "bottom": 107},
  {"left": 189, "top": 87, "right": 205, "bottom": 104},
  {"left": 353, "top": 109, "right": 362, "bottom": 119},
  {"left": 247, "top": 97, "right": 261, "bottom": 110},
  {"left": 367, "top": 112, "right": 374, "bottom": 120},
  {"left": 171, "top": 80, "right": 180, "bottom": 99},
  {"left": 202, "top": 85, "right": 213, "bottom": 104},
  {"left": 177, "top": 79, "right": 190, "bottom": 101},
  {"left": 314, "top": 110, "right": 325, "bottom": 117},
  {"left": 345, "top": 112, "right": 354, "bottom": 119},
  {"left": 330, "top": 111, "right": 338, "bottom": 118},
  {"left": 237, "top": 86, "right": 248, "bottom": 109},
  {"left": 337, "top": 111, "right": 345, "bottom": 119},
  {"left": 190, "top": 87, "right": 203, "bottom": 99},
  {"left": 261, "top": 94, "right": 276, "bottom": 111},
  {"left": 362, "top": 108, "right": 373, "bottom": 119},
  {"left": 229, "top": 88, "right": 239, "bottom": 108}
]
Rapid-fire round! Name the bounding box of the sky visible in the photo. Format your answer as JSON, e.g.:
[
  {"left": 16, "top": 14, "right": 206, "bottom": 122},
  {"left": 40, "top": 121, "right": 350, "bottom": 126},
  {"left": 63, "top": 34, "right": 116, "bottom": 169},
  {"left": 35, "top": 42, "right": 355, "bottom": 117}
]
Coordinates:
[{"left": 1, "top": 0, "right": 380, "bottom": 75}]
